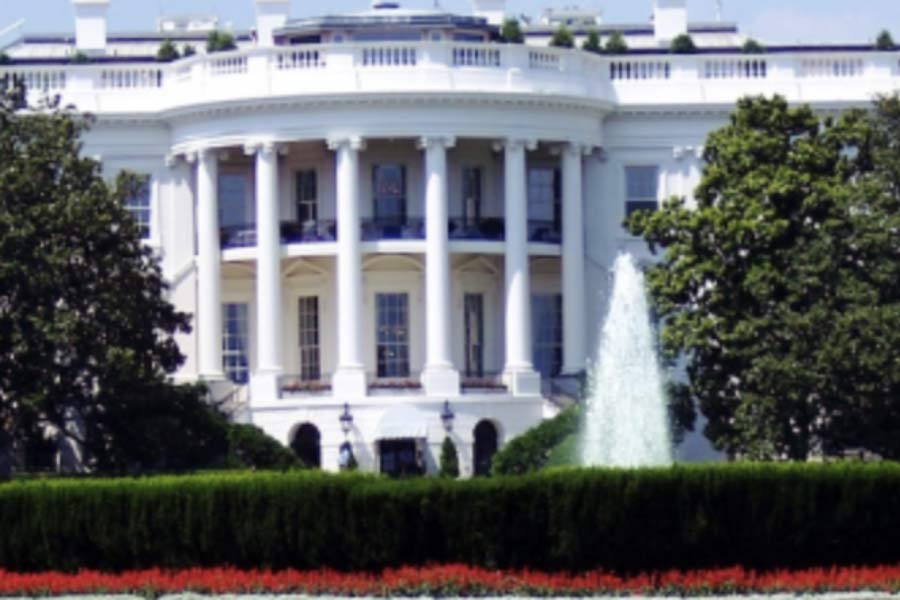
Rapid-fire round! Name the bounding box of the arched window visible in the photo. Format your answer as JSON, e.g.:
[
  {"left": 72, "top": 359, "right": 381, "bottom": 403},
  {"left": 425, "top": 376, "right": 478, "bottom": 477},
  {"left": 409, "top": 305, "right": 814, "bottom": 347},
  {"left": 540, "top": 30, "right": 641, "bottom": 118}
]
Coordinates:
[
  {"left": 290, "top": 423, "right": 321, "bottom": 468},
  {"left": 473, "top": 420, "right": 499, "bottom": 477}
]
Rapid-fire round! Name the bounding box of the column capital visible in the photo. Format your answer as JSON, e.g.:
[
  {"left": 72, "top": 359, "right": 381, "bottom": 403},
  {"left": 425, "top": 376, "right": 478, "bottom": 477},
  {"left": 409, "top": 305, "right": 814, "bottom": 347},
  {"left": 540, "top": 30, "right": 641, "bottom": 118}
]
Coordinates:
[
  {"left": 492, "top": 138, "right": 538, "bottom": 153},
  {"left": 244, "top": 141, "right": 283, "bottom": 157},
  {"left": 563, "top": 142, "right": 594, "bottom": 157},
  {"left": 417, "top": 136, "right": 456, "bottom": 151},
  {"left": 327, "top": 136, "right": 366, "bottom": 152}
]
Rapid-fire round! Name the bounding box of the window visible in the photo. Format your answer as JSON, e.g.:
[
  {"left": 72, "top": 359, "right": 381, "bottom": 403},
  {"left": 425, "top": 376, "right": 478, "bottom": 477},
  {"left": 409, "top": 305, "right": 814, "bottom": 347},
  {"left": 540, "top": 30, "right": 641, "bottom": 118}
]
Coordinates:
[
  {"left": 527, "top": 167, "right": 561, "bottom": 227},
  {"left": 531, "top": 294, "right": 563, "bottom": 378},
  {"left": 373, "top": 164, "right": 407, "bottom": 223},
  {"left": 464, "top": 293, "right": 484, "bottom": 378},
  {"left": 298, "top": 296, "right": 321, "bottom": 381},
  {"left": 462, "top": 167, "right": 482, "bottom": 222},
  {"left": 625, "top": 165, "right": 659, "bottom": 216},
  {"left": 123, "top": 177, "right": 151, "bottom": 240},
  {"left": 296, "top": 170, "right": 318, "bottom": 223},
  {"left": 219, "top": 173, "right": 251, "bottom": 227},
  {"left": 376, "top": 293, "right": 410, "bottom": 378},
  {"left": 222, "top": 303, "right": 249, "bottom": 384}
]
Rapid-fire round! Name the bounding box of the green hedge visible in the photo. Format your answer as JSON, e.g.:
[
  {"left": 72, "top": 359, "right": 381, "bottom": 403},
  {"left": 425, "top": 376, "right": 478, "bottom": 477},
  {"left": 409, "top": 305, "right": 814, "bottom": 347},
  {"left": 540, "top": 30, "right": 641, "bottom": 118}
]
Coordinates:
[
  {"left": 491, "top": 407, "right": 580, "bottom": 475},
  {"left": 2, "top": 464, "right": 900, "bottom": 573}
]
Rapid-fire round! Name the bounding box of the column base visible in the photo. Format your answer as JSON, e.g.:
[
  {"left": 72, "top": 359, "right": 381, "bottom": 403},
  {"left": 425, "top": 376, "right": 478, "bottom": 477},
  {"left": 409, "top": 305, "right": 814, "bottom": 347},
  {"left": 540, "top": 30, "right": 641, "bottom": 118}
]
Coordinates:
[
  {"left": 250, "top": 369, "right": 282, "bottom": 403},
  {"left": 421, "top": 366, "right": 460, "bottom": 397},
  {"left": 502, "top": 367, "right": 542, "bottom": 397},
  {"left": 332, "top": 367, "right": 368, "bottom": 399}
]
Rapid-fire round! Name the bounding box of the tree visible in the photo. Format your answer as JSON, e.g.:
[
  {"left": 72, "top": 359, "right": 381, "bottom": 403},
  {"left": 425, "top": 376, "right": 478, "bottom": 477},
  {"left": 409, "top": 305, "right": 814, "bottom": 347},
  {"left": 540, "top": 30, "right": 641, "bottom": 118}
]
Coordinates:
[
  {"left": 741, "top": 39, "right": 765, "bottom": 54},
  {"left": 70, "top": 51, "right": 90, "bottom": 64},
  {"left": 627, "top": 95, "right": 900, "bottom": 460},
  {"left": 439, "top": 436, "right": 459, "bottom": 478},
  {"left": 500, "top": 19, "right": 524, "bottom": 44},
  {"left": 206, "top": 31, "right": 237, "bottom": 53},
  {"left": 156, "top": 39, "right": 180, "bottom": 62},
  {"left": 604, "top": 31, "right": 628, "bottom": 55},
  {"left": 0, "top": 89, "right": 222, "bottom": 473},
  {"left": 182, "top": 44, "right": 197, "bottom": 58},
  {"left": 582, "top": 29, "right": 601, "bottom": 54},
  {"left": 0, "top": 53, "right": 10, "bottom": 65},
  {"left": 670, "top": 34, "right": 697, "bottom": 54},
  {"left": 876, "top": 30, "right": 895, "bottom": 50},
  {"left": 549, "top": 26, "right": 574, "bottom": 49}
]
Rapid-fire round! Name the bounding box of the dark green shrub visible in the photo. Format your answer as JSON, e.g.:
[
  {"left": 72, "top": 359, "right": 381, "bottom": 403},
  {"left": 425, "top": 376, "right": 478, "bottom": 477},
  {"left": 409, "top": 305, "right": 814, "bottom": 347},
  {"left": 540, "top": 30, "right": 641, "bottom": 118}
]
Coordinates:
[
  {"left": 491, "top": 407, "right": 580, "bottom": 475},
  {"left": 604, "top": 31, "right": 628, "bottom": 55},
  {"left": 439, "top": 437, "right": 459, "bottom": 479},
  {"left": 70, "top": 51, "right": 90, "bottom": 64},
  {"left": 500, "top": 19, "right": 524, "bottom": 44},
  {"left": 582, "top": 29, "right": 601, "bottom": 54},
  {"left": 156, "top": 39, "right": 180, "bottom": 62},
  {"left": 550, "top": 26, "right": 574, "bottom": 49},
  {"left": 226, "top": 424, "right": 299, "bottom": 470},
  {"left": 183, "top": 44, "right": 197, "bottom": 57},
  {"left": 876, "top": 30, "right": 895, "bottom": 50},
  {"left": 741, "top": 38, "right": 765, "bottom": 54},
  {"left": 206, "top": 31, "right": 237, "bottom": 53},
  {"left": 0, "top": 53, "right": 10, "bottom": 65},
  {"left": 670, "top": 33, "right": 697, "bottom": 54}
]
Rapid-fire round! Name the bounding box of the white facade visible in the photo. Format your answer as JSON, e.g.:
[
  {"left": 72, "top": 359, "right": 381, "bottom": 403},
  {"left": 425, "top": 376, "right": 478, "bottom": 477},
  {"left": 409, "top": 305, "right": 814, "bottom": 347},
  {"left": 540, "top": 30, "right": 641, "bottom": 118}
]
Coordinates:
[{"left": 2, "top": 0, "right": 897, "bottom": 474}]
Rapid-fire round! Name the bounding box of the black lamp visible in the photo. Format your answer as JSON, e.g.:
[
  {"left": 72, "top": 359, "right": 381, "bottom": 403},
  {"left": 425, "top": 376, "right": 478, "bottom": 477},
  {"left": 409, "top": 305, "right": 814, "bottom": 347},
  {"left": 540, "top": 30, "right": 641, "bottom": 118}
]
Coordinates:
[
  {"left": 440, "top": 400, "right": 455, "bottom": 433},
  {"left": 339, "top": 402, "right": 353, "bottom": 435}
]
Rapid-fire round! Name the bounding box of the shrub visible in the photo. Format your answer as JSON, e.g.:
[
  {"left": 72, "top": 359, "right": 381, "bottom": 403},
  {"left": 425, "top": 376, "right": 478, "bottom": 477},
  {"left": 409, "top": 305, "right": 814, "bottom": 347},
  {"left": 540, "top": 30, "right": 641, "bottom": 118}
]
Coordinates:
[
  {"left": 439, "top": 437, "right": 459, "bottom": 479},
  {"left": 226, "top": 424, "right": 300, "bottom": 470},
  {"left": 0, "top": 53, "right": 10, "bottom": 65},
  {"left": 206, "top": 31, "right": 237, "bottom": 53},
  {"left": 670, "top": 33, "right": 697, "bottom": 54},
  {"left": 741, "top": 38, "right": 765, "bottom": 54},
  {"left": 582, "top": 29, "right": 601, "bottom": 54},
  {"left": 604, "top": 31, "right": 628, "bottom": 55},
  {"left": 3, "top": 465, "right": 900, "bottom": 573},
  {"left": 70, "top": 51, "right": 90, "bottom": 64},
  {"left": 491, "top": 407, "right": 580, "bottom": 475},
  {"left": 550, "top": 26, "right": 574, "bottom": 49},
  {"left": 156, "top": 39, "right": 180, "bottom": 62},
  {"left": 876, "top": 30, "right": 895, "bottom": 50},
  {"left": 182, "top": 44, "right": 197, "bottom": 57},
  {"left": 500, "top": 19, "right": 524, "bottom": 44}
]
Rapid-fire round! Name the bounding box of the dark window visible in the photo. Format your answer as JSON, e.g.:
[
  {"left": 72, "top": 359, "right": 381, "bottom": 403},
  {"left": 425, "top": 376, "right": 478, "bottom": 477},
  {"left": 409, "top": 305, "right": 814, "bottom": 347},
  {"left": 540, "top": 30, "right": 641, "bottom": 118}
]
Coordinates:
[
  {"left": 464, "top": 293, "right": 484, "bottom": 378},
  {"left": 528, "top": 167, "right": 561, "bottom": 229},
  {"left": 291, "top": 423, "right": 321, "bottom": 468},
  {"left": 473, "top": 420, "right": 498, "bottom": 477},
  {"left": 376, "top": 293, "right": 410, "bottom": 378},
  {"left": 296, "top": 170, "right": 318, "bottom": 223},
  {"left": 379, "top": 439, "right": 424, "bottom": 477},
  {"left": 222, "top": 303, "right": 249, "bottom": 384},
  {"left": 625, "top": 165, "right": 659, "bottom": 216},
  {"left": 462, "top": 166, "right": 482, "bottom": 223},
  {"left": 123, "top": 176, "right": 151, "bottom": 239},
  {"left": 219, "top": 173, "right": 251, "bottom": 227},
  {"left": 298, "top": 296, "right": 321, "bottom": 381},
  {"left": 532, "top": 294, "right": 563, "bottom": 378},
  {"left": 373, "top": 164, "right": 407, "bottom": 224}
]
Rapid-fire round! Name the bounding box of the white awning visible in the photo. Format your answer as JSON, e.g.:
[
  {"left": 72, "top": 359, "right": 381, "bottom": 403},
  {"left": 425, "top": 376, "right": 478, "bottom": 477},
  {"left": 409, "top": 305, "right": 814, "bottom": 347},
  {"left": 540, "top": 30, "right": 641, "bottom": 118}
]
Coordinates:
[{"left": 374, "top": 405, "right": 429, "bottom": 440}]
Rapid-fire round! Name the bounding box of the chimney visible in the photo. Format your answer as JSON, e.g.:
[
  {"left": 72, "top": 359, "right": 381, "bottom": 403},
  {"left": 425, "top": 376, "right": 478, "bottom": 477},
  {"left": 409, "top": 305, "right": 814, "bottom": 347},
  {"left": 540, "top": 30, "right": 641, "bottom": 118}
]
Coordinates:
[
  {"left": 255, "top": 0, "right": 290, "bottom": 47},
  {"left": 72, "top": 0, "right": 110, "bottom": 53},
  {"left": 653, "top": 0, "right": 687, "bottom": 44},
  {"left": 470, "top": 0, "right": 506, "bottom": 26}
]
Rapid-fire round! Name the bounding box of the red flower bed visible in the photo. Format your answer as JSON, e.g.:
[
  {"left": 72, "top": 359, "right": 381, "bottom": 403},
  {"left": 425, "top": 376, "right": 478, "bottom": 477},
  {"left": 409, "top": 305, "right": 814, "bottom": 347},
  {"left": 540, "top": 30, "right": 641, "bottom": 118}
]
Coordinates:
[{"left": 2, "top": 564, "right": 900, "bottom": 597}]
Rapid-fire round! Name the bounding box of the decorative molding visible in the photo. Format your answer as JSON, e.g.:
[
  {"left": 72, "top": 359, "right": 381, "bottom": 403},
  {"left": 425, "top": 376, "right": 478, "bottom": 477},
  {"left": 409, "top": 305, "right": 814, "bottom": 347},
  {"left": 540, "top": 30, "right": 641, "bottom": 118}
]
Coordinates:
[
  {"left": 416, "top": 136, "right": 456, "bottom": 151},
  {"left": 491, "top": 138, "right": 538, "bottom": 153},
  {"left": 326, "top": 136, "right": 367, "bottom": 152}
]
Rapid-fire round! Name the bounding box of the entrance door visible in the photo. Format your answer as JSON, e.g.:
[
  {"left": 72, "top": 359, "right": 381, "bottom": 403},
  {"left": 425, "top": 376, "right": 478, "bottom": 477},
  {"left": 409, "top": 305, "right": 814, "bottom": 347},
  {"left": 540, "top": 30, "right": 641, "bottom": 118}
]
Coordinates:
[
  {"left": 379, "top": 439, "right": 423, "bottom": 477},
  {"left": 473, "top": 420, "right": 498, "bottom": 476},
  {"left": 464, "top": 293, "right": 484, "bottom": 378}
]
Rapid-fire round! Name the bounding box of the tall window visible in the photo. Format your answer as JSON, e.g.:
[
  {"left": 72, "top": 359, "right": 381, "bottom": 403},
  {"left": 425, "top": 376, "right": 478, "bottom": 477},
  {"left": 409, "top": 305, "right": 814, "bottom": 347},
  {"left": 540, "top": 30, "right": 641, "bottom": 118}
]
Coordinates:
[
  {"left": 219, "top": 173, "right": 251, "bottom": 227},
  {"left": 464, "top": 293, "right": 484, "bottom": 378},
  {"left": 296, "top": 170, "right": 318, "bottom": 223},
  {"left": 462, "top": 167, "right": 482, "bottom": 222},
  {"left": 298, "top": 296, "right": 321, "bottom": 381},
  {"left": 376, "top": 293, "right": 410, "bottom": 378},
  {"left": 123, "top": 176, "right": 151, "bottom": 240},
  {"left": 373, "top": 164, "right": 407, "bottom": 223},
  {"left": 222, "top": 303, "right": 249, "bottom": 384},
  {"left": 531, "top": 294, "right": 563, "bottom": 378},
  {"left": 625, "top": 166, "right": 659, "bottom": 216},
  {"left": 527, "top": 167, "right": 561, "bottom": 227}
]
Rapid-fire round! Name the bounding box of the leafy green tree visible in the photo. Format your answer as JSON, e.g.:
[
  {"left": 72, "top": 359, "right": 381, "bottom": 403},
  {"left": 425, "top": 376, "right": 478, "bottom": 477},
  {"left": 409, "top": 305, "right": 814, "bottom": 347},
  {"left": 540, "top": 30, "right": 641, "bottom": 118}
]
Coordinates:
[
  {"left": 627, "top": 95, "right": 900, "bottom": 460},
  {"left": 70, "top": 51, "right": 90, "bottom": 64},
  {"left": 582, "top": 29, "right": 601, "bottom": 54},
  {"left": 876, "top": 30, "right": 895, "bottom": 50},
  {"left": 0, "top": 53, "right": 10, "bottom": 65},
  {"left": 550, "top": 25, "right": 574, "bottom": 49},
  {"left": 439, "top": 436, "right": 459, "bottom": 478},
  {"left": 226, "top": 423, "right": 299, "bottom": 470},
  {"left": 206, "top": 31, "right": 237, "bottom": 53},
  {"left": 182, "top": 44, "right": 197, "bottom": 58},
  {"left": 670, "top": 33, "right": 697, "bottom": 53},
  {"left": 156, "top": 39, "right": 180, "bottom": 62},
  {"left": 604, "top": 31, "right": 628, "bottom": 55},
  {"left": 500, "top": 19, "right": 524, "bottom": 44},
  {"left": 741, "top": 38, "right": 765, "bottom": 54}
]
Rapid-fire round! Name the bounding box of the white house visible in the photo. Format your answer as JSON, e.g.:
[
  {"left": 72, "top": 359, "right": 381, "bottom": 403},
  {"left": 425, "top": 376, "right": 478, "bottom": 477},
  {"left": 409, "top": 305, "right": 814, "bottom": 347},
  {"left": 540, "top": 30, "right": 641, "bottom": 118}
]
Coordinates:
[{"left": 1, "top": 0, "right": 895, "bottom": 475}]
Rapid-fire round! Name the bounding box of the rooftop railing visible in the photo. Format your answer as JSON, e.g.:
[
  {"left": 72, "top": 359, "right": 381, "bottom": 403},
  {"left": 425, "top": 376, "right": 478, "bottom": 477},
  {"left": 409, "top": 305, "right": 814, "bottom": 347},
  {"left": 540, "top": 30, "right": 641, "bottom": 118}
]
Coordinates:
[{"left": 4, "top": 43, "right": 898, "bottom": 114}]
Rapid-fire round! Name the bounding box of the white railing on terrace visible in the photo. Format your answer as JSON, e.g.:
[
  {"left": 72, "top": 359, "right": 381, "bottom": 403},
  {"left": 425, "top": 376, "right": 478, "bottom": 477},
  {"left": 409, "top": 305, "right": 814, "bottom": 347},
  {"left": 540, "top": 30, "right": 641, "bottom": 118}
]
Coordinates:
[{"left": 3, "top": 44, "right": 899, "bottom": 113}]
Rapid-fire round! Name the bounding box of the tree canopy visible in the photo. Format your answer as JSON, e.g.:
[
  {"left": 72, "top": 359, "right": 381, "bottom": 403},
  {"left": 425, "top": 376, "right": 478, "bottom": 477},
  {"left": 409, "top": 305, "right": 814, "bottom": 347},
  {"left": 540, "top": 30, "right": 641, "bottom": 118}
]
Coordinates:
[{"left": 627, "top": 95, "right": 900, "bottom": 460}]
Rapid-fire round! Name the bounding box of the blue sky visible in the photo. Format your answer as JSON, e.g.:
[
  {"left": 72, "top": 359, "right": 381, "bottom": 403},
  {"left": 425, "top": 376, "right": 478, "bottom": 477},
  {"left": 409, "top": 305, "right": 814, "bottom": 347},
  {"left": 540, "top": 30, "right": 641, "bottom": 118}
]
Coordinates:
[{"left": 0, "top": 0, "right": 898, "bottom": 44}]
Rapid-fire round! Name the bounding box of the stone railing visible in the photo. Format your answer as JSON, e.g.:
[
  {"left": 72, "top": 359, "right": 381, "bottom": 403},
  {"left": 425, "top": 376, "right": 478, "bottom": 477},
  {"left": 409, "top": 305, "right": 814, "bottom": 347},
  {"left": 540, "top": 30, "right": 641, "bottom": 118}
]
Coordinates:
[{"left": 2, "top": 44, "right": 898, "bottom": 114}]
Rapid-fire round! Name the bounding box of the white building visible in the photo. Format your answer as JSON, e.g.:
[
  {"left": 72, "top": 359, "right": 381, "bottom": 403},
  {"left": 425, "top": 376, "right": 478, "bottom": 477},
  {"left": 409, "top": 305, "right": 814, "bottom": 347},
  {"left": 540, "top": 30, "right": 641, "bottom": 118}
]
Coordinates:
[{"left": 1, "top": 0, "right": 895, "bottom": 475}]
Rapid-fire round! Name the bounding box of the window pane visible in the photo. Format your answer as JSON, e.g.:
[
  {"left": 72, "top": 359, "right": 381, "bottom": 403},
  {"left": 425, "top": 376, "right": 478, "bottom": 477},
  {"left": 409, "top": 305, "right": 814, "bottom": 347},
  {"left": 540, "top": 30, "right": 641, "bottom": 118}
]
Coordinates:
[
  {"left": 376, "top": 293, "right": 410, "bottom": 378},
  {"left": 219, "top": 174, "right": 250, "bottom": 227},
  {"left": 531, "top": 294, "right": 563, "bottom": 378},
  {"left": 298, "top": 296, "right": 321, "bottom": 381},
  {"left": 296, "top": 170, "right": 318, "bottom": 223},
  {"left": 373, "top": 164, "right": 407, "bottom": 223},
  {"left": 625, "top": 166, "right": 659, "bottom": 201},
  {"left": 528, "top": 168, "right": 557, "bottom": 222},
  {"left": 123, "top": 177, "right": 151, "bottom": 240},
  {"left": 222, "top": 303, "right": 249, "bottom": 384}
]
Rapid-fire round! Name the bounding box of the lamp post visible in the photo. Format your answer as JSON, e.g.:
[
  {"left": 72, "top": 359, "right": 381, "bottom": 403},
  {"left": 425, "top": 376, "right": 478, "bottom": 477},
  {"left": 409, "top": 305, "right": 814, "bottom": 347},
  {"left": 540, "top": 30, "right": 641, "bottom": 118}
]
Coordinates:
[
  {"left": 440, "top": 400, "right": 455, "bottom": 433},
  {"left": 339, "top": 403, "right": 354, "bottom": 436}
]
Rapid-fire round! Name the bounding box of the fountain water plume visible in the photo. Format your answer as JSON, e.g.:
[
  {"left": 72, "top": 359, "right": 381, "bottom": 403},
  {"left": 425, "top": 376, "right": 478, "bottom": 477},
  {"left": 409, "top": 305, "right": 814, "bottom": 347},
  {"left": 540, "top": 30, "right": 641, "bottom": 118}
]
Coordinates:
[{"left": 581, "top": 253, "right": 673, "bottom": 468}]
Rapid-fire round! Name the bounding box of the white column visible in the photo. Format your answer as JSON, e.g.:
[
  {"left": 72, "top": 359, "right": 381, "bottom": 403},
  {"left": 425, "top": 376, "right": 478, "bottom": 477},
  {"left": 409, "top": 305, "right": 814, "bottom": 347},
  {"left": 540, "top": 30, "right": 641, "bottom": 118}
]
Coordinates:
[
  {"left": 329, "top": 137, "right": 367, "bottom": 398},
  {"left": 419, "top": 136, "right": 460, "bottom": 397},
  {"left": 501, "top": 139, "right": 541, "bottom": 396},
  {"left": 562, "top": 143, "right": 587, "bottom": 374},
  {"left": 195, "top": 148, "right": 224, "bottom": 379},
  {"left": 248, "top": 142, "right": 283, "bottom": 400}
]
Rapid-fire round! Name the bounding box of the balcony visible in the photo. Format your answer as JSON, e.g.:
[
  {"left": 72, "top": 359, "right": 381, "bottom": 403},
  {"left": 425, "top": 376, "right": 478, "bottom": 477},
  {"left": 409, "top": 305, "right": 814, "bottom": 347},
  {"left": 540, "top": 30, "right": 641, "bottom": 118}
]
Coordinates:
[
  {"left": 448, "top": 216, "right": 504, "bottom": 241},
  {"left": 221, "top": 220, "right": 337, "bottom": 249},
  {"left": 361, "top": 218, "right": 424, "bottom": 241}
]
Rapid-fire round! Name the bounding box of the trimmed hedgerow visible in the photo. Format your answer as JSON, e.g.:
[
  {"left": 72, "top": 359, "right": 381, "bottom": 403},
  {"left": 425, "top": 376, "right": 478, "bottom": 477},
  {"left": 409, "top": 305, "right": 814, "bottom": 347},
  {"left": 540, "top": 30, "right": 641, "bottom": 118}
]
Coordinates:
[
  {"left": 491, "top": 407, "right": 580, "bottom": 475},
  {"left": 2, "top": 464, "right": 900, "bottom": 573}
]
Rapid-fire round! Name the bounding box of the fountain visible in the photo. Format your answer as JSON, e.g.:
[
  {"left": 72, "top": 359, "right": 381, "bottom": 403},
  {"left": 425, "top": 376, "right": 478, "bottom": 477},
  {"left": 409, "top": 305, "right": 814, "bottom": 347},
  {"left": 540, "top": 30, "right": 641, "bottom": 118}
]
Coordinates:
[{"left": 580, "top": 253, "right": 673, "bottom": 467}]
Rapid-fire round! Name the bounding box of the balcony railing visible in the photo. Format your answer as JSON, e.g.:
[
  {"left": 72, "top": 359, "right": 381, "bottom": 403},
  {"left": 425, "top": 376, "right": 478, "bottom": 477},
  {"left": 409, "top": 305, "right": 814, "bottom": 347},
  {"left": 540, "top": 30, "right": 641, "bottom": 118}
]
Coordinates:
[
  {"left": 448, "top": 216, "right": 505, "bottom": 241},
  {"left": 279, "top": 373, "right": 332, "bottom": 398},
  {"left": 281, "top": 219, "right": 337, "bottom": 243},
  {"left": 361, "top": 218, "right": 425, "bottom": 241},
  {"left": 528, "top": 219, "right": 562, "bottom": 244}
]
